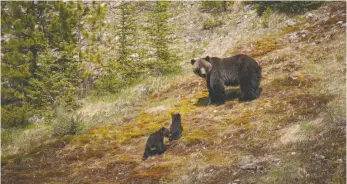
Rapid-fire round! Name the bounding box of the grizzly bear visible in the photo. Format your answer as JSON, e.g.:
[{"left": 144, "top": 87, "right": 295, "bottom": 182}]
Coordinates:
[
  {"left": 142, "top": 127, "right": 170, "bottom": 161},
  {"left": 169, "top": 113, "right": 183, "bottom": 142},
  {"left": 191, "top": 54, "right": 261, "bottom": 105}
]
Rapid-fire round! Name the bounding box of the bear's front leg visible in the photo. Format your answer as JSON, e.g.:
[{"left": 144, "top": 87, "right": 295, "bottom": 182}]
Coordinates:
[
  {"left": 210, "top": 78, "right": 226, "bottom": 105},
  {"left": 207, "top": 77, "right": 215, "bottom": 105},
  {"left": 208, "top": 89, "right": 217, "bottom": 105}
]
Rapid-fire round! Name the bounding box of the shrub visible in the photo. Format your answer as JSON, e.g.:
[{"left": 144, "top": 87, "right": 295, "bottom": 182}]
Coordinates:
[
  {"left": 249, "top": 1, "right": 324, "bottom": 15},
  {"left": 1, "top": 104, "right": 33, "bottom": 129},
  {"left": 203, "top": 17, "right": 223, "bottom": 30},
  {"left": 52, "top": 106, "right": 84, "bottom": 136},
  {"left": 262, "top": 7, "right": 272, "bottom": 28},
  {"left": 201, "top": 1, "right": 231, "bottom": 12}
]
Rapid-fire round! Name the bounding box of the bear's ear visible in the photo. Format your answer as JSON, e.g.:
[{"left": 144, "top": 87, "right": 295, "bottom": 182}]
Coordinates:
[
  {"left": 191, "top": 59, "right": 196, "bottom": 65},
  {"left": 205, "top": 56, "right": 210, "bottom": 62}
]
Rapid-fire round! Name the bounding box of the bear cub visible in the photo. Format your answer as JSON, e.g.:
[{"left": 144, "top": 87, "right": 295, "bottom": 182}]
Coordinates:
[
  {"left": 191, "top": 54, "right": 261, "bottom": 105},
  {"left": 169, "top": 113, "right": 183, "bottom": 142},
  {"left": 142, "top": 127, "right": 170, "bottom": 161}
]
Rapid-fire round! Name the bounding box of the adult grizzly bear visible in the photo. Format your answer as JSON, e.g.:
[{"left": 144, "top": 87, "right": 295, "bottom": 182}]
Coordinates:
[{"left": 191, "top": 54, "right": 261, "bottom": 105}]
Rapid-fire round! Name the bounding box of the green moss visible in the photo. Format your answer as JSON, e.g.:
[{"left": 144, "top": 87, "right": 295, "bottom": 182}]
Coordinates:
[
  {"left": 299, "top": 121, "right": 314, "bottom": 136},
  {"left": 231, "top": 36, "right": 282, "bottom": 57},
  {"left": 135, "top": 112, "right": 168, "bottom": 124},
  {"left": 281, "top": 25, "right": 301, "bottom": 35},
  {"left": 182, "top": 129, "right": 215, "bottom": 145}
]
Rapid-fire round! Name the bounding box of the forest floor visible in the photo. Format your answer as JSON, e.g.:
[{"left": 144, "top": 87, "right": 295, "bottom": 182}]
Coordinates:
[{"left": 2, "top": 2, "right": 346, "bottom": 184}]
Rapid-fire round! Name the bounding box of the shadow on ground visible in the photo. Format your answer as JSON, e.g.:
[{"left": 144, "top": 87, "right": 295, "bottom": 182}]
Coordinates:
[{"left": 195, "top": 88, "right": 242, "bottom": 106}]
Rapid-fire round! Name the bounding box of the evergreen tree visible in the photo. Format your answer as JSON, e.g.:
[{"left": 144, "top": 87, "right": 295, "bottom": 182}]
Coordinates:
[
  {"left": 95, "top": 1, "right": 140, "bottom": 94},
  {"left": 27, "top": 2, "right": 82, "bottom": 111},
  {"left": 115, "top": 1, "right": 140, "bottom": 78},
  {"left": 2, "top": 2, "right": 85, "bottom": 120},
  {"left": 1, "top": 2, "right": 47, "bottom": 127},
  {"left": 201, "top": 1, "right": 230, "bottom": 12},
  {"left": 145, "top": 1, "right": 178, "bottom": 75},
  {"left": 1, "top": 2, "right": 46, "bottom": 106},
  {"left": 80, "top": 2, "right": 110, "bottom": 95},
  {"left": 83, "top": 2, "right": 108, "bottom": 64}
]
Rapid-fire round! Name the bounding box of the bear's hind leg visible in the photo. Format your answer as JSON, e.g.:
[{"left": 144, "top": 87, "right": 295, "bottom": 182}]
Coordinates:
[
  {"left": 239, "top": 66, "right": 261, "bottom": 101},
  {"left": 240, "top": 83, "right": 258, "bottom": 101}
]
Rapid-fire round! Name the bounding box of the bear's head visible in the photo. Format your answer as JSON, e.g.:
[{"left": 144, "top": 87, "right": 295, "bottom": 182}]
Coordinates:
[
  {"left": 171, "top": 113, "right": 181, "bottom": 123},
  {"left": 191, "top": 56, "right": 212, "bottom": 78},
  {"left": 160, "top": 127, "right": 170, "bottom": 137}
]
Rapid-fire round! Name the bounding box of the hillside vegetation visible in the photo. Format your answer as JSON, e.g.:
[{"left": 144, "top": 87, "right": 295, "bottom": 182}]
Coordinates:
[{"left": 2, "top": 2, "right": 346, "bottom": 184}]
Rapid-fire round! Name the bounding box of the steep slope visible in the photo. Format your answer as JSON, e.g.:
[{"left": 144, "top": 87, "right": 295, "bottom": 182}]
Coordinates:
[{"left": 2, "top": 2, "right": 346, "bottom": 184}]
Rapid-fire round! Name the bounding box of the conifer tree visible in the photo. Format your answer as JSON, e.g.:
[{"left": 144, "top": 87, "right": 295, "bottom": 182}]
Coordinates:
[
  {"left": 80, "top": 2, "right": 110, "bottom": 95},
  {"left": 28, "top": 2, "right": 82, "bottom": 110},
  {"left": 1, "top": 2, "right": 48, "bottom": 127},
  {"left": 145, "top": 1, "right": 178, "bottom": 75},
  {"left": 1, "top": 2, "right": 46, "bottom": 106},
  {"left": 115, "top": 1, "right": 139, "bottom": 78}
]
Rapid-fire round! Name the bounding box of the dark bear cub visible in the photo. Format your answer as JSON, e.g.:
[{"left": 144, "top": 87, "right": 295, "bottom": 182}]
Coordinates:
[
  {"left": 142, "top": 127, "right": 170, "bottom": 161},
  {"left": 169, "top": 113, "right": 183, "bottom": 142},
  {"left": 191, "top": 54, "right": 261, "bottom": 105}
]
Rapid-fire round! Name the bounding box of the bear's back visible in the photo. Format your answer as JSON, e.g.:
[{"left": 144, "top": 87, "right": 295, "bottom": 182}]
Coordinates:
[
  {"left": 222, "top": 54, "right": 258, "bottom": 66},
  {"left": 209, "top": 54, "right": 260, "bottom": 86}
]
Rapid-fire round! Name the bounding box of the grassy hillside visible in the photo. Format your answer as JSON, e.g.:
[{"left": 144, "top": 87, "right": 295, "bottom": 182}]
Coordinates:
[{"left": 2, "top": 2, "right": 346, "bottom": 184}]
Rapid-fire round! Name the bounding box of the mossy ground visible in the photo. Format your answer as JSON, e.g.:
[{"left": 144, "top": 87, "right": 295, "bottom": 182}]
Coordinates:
[{"left": 2, "top": 2, "right": 346, "bottom": 184}]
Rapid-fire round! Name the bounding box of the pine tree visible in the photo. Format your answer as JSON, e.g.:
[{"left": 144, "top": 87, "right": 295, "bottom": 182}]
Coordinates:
[
  {"left": 1, "top": 2, "right": 47, "bottom": 127},
  {"left": 29, "top": 2, "right": 82, "bottom": 110},
  {"left": 80, "top": 2, "right": 110, "bottom": 95},
  {"left": 95, "top": 1, "right": 140, "bottom": 94},
  {"left": 145, "top": 1, "right": 179, "bottom": 75},
  {"left": 201, "top": 1, "right": 229, "bottom": 12},
  {"left": 1, "top": 2, "right": 46, "bottom": 106},
  {"left": 115, "top": 1, "right": 139, "bottom": 78}
]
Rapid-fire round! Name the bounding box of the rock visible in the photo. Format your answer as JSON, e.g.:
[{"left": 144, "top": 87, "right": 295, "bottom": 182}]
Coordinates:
[
  {"left": 286, "top": 20, "right": 296, "bottom": 27},
  {"left": 300, "top": 30, "right": 310, "bottom": 35},
  {"left": 291, "top": 151, "right": 296, "bottom": 155},
  {"left": 29, "top": 115, "right": 45, "bottom": 124},
  {"left": 140, "top": 86, "right": 153, "bottom": 95},
  {"left": 306, "top": 13, "right": 314, "bottom": 19},
  {"left": 337, "top": 21, "right": 343, "bottom": 25},
  {"left": 298, "top": 30, "right": 310, "bottom": 38},
  {"left": 240, "top": 163, "right": 263, "bottom": 170},
  {"left": 240, "top": 163, "right": 256, "bottom": 170},
  {"left": 237, "top": 20, "right": 242, "bottom": 24},
  {"left": 1, "top": 34, "right": 11, "bottom": 43},
  {"left": 243, "top": 4, "right": 253, "bottom": 12},
  {"left": 289, "top": 33, "right": 299, "bottom": 42},
  {"left": 288, "top": 76, "right": 298, "bottom": 81}
]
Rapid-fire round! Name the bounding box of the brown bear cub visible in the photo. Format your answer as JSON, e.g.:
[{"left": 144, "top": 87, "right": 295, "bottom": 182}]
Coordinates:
[
  {"left": 169, "top": 113, "right": 183, "bottom": 142},
  {"left": 191, "top": 54, "right": 261, "bottom": 105},
  {"left": 142, "top": 127, "right": 170, "bottom": 161}
]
